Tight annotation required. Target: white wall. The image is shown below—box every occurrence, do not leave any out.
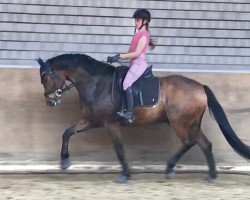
[0,0,250,72]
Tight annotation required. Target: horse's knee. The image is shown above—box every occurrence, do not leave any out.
[207,142,212,153]
[203,141,212,155]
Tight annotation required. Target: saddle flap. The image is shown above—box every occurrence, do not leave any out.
[143,65,153,78]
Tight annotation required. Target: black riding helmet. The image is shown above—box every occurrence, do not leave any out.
[133,9,151,22]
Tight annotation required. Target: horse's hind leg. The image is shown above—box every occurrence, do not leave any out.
[60,120,100,169]
[196,130,217,180]
[107,124,130,183]
[166,141,195,178]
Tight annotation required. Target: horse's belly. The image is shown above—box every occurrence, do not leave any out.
[133,103,166,124]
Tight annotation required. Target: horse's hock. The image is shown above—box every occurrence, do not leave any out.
[0,68,249,168]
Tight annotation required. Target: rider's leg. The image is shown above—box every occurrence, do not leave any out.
[118,63,146,123]
[121,86,135,123]
[125,87,133,113]
[117,71,135,122]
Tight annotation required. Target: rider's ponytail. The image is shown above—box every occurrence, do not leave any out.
[145,23,156,50]
[149,38,156,50]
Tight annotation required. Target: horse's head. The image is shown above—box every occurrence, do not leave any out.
[37,58,66,107]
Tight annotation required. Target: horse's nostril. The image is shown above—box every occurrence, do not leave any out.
[46,98,61,107]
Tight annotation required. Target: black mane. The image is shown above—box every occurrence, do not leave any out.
[48,53,115,76]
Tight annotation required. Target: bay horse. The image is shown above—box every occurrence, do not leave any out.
[37,53,250,183]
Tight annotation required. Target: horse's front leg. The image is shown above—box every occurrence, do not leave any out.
[107,124,130,183]
[60,120,100,169]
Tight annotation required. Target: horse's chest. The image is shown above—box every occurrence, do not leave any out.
[81,92,113,117]
[80,83,114,120]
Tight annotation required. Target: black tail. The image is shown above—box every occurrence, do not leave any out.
[203,85,250,159]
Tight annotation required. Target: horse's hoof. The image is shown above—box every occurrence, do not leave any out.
[115,175,129,184]
[166,171,175,179]
[60,158,71,170]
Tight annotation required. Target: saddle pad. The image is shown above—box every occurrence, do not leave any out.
[112,66,160,108]
[132,75,159,107]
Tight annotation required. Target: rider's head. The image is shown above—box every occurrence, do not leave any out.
[133,9,151,30]
[133,9,155,49]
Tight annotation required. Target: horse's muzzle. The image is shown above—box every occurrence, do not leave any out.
[44,89,62,107]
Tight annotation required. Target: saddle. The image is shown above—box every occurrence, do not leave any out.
[112,65,160,109]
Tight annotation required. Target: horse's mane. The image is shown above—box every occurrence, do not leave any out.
[48,53,115,76]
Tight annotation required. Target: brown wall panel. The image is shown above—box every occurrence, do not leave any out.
[0,68,249,167]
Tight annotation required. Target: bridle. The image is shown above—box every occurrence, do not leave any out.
[41,65,74,102]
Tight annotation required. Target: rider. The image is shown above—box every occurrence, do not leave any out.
[107,8,155,123]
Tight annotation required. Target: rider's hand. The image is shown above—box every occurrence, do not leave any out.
[107,54,120,63]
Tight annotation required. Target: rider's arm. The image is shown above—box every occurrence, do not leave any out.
[119,36,147,60]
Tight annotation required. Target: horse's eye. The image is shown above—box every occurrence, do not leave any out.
[41,76,49,84]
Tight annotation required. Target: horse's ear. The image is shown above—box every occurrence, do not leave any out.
[36,58,46,76]
[36,58,43,65]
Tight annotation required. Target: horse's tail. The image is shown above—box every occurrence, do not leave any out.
[203,85,250,160]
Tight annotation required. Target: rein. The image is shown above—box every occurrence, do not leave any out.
[60,83,75,94]
[44,82,74,96]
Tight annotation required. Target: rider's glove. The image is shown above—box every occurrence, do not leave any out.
[107,54,120,63]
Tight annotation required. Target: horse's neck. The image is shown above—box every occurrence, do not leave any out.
[68,71,113,104]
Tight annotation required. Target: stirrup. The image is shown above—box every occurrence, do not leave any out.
[120,111,135,123]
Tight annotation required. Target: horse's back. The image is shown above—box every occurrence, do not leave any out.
[160,74,204,90]
[160,74,206,97]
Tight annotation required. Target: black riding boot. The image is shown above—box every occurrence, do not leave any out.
[117,87,135,123]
